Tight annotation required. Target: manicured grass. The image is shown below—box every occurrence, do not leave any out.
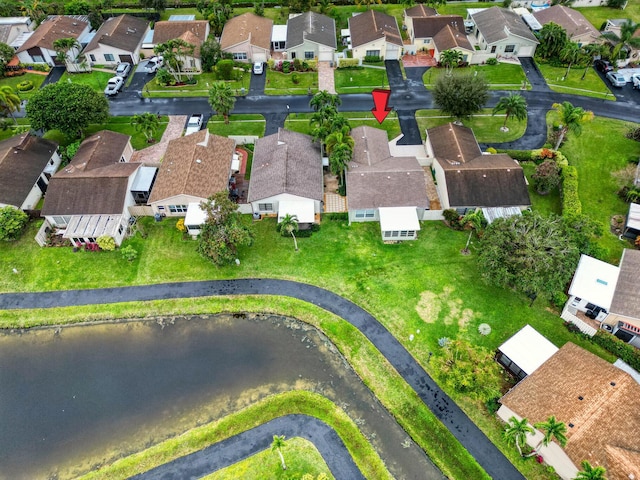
[536,62,613,100]
[59,70,114,92]
[285,111,402,140]
[85,115,170,151]
[575,5,640,32]
[423,63,528,90]
[522,163,562,216]
[207,114,265,137]
[415,109,527,143]
[334,67,389,93]
[144,72,251,98]
[265,70,318,95]
[0,119,30,142]
[0,73,46,99]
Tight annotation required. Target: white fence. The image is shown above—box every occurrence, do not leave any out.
[229,135,258,145]
[560,306,598,336]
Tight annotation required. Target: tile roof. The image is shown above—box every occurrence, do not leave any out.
[349,10,403,49]
[413,15,464,39]
[610,249,640,320]
[0,134,58,208]
[149,130,235,203]
[247,129,323,202]
[433,24,473,51]
[404,4,438,18]
[83,15,149,54]
[471,7,538,44]
[152,21,209,57]
[500,342,640,480]
[17,15,89,53]
[220,12,273,51]
[533,6,600,41]
[346,126,429,210]
[287,11,336,49]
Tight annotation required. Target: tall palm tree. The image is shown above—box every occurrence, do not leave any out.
[0,85,21,125]
[532,415,568,453]
[309,90,341,112]
[279,214,299,251]
[130,113,160,143]
[581,43,607,80]
[492,93,527,131]
[329,143,352,189]
[208,82,236,124]
[53,37,81,66]
[503,416,534,457]
[574,460,607,480]
[536,22,568,60]
[155,39,196,82]
[560,41,584,78]
[271,435,287,470]
[604,20,640,63]
[439,49,463,76]
[21,0,46,27]
[552,101,594,150]
[325,126,354,155]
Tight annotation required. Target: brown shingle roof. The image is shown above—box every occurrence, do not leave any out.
[500,343,640,480]
[471,7,538,45]
[152,21,209,57]
[413,15,464,39]
[83,15,149,54]
[610,249,640,320]
[404,4,438,18]
[0,134,58,208]
[61,130,131,174]
[220,12,273,51]
[349,10,403,49]
[428,123,482,163]
[533,6,600,41]
[17,15,89,53]
[433,24,473,51]
[347,126,428,210]
[286,12,336,49]
[149,130,235,203]
[247,129,323,202]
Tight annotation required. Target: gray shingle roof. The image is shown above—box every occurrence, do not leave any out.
[83,15,149,55]
[286,12,336,49]
[349,10,403,49]
[471,7,538,44]
[413,15,464,39]
[532,6,600,41]
[610,249,640,320]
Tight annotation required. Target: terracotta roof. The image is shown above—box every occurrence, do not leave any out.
[346,126,429,210]
[500,342,640,480]
[149,130,235,203]
[152,21,209,57]
[17,15,89,53]
[533,6,600,41]
[610,249,640,320]
[0,134,58,208]
[404,4,438,18]
[220,13,273,51]
[83,15,149,54]
[247,129,323,202]
[413,15,464,39]
[286,12,336,49]
[428,123,482,163]
[471,7,538,45]
[433,24,473,51]
[349,10,403,49]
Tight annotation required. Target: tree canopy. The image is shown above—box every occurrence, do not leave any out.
[208,82,236,124]
[26,82,109,139]
[432,73,489,122]
[0,206,29,241]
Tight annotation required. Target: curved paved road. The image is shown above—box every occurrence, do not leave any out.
[0,279,525,480]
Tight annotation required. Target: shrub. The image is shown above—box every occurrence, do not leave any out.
[16,80,34,92]
[592,330,640,371]
[323,212,348,221]
[363,55,382,63]
[496,149,533,162]
[121,245,138,262]
[0,206,29,241]
[293,58,302,71]
[155,68,172,86]
[532,159,561,194]
[176,218,186,233]
[96,235,116,251]
[291,73,299,84]
[216,59,234,80]
[282,61,291,74]
[486,147,497,154]
[551,291,568,309]
[301,61,309,71]
[560,165,582,220]
[486,57,498,66]
[337,58,360,69]
[443,209,464,229]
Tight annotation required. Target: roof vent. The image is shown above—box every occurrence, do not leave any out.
[611,382,616,386]
[578,396,583,400]
[568,423,574,428]
[196,159,201,163]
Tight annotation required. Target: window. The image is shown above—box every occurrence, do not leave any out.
[490,46,496,53]
[384,230,416,239]
[89,54,96,62]
[158,206,165,210]
[233,52,247,60]
[355,209,375,218]
[258,203,273,211]
[365,50,380,57]
[168,205,187,213]
[52,215,71,225]
[504,45,515,53]
[304,51,314,59]
[104,53,115,62]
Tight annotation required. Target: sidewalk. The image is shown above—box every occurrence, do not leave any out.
[317,61,336,94]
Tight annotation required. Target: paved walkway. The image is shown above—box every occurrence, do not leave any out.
[130,115,186,163]
[0,279,525,480]
[317,61,336,94]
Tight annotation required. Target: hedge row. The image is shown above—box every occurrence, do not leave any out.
[337,58,360,69]
[560,164,582,220]
[592,330,640,372]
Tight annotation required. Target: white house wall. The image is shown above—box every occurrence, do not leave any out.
[432,163,450,210]
[17,48,56,65]
[288,39,332,61]
[251,193,321,216]
[151,194,207,216]
[353,39,395,61]
[85,42,145,66]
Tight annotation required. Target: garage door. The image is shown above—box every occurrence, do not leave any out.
[119,54,134,64]
[385,45,400,61]
[319,50,333,62]
[253,51,267,63]
[518,46,534,57]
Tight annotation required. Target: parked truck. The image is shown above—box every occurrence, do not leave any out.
[185,114,203,136]
[632,73,640,89]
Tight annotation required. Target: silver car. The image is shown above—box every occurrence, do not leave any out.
[104,76,124,96]
[606,71,626,88]
[115,62,131,78]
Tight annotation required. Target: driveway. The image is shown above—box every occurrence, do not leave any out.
[519,56,549,92]
[249,69,266,94]
[40,66,66,88]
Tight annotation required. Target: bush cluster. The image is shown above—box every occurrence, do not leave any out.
[270,59,316,73]
[337,58,360,69]
[16,80,34,92]
[276,222,320,238]
[592,330,640,371]
[363,55,382,63]
[443,209,464,230]
[560,165,582,220]
[485,57,498,66]
[495,149,532,162]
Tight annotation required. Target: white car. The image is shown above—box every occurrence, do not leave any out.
[145,56,164,74]
[104,76,124,96]
[253,61,263,75]
[606,71,626,88]
[115,62,131,79]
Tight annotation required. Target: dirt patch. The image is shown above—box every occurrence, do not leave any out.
[416,287,475,330]
[324,172,339,194]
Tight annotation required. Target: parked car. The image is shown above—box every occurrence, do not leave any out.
[185,114,203,135]
[632,73,640,89]
[253,61,263,75]
[145,56,164,74]
[606,71,627,87]
[104,76,124,96]
[115,62,131,78]
[594,59,613,73]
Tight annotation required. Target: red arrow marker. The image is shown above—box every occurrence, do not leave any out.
[371,88,392,124]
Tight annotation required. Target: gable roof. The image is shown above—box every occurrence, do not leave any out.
[0,134,58,208]
[610,249,640,320]
[428,123,482,163]
[83,15,149,54]
[286,12,336,49]
[532,6,600,41]
[17,15,89,53]
[149,130,235,203]
[471,7,538,44]
[247,129,323,202]
[347,126,429,210]
[433,23,474,51]
[349,10,403,49]
[220,12,273,51]
[413,15,464,39]
[404,4,438,18]
[500,342,640,480]
[152,20,209,57]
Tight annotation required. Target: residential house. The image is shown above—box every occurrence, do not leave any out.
[148,130,236,218]
[0,133,60,211]
[532,6,601,46]
[498,342,640,480]
[403,4,438,41]
[603,18,640,66]
[427,123,531,214]
[467,7,538,60]
[349,10,403,61]
[40,131,149,247]
[220,12,273,63]
[496,325,559,381]
[247,129,322,227]
[146,20,210,72]
[346,126,429,241]
[286,12,336,62]
[16,15,91,66]
[623,202,640,240]
[82,14,149,66]
[0,17,34,47]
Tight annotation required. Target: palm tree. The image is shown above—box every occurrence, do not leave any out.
[53,37,81,67]
[492,93,527,131]
[531,415,568,454]
[325,126,354,155]
[503,416,534,457]
[130,113,160,143]
[355,0,381,9]
[552,101,594,150]
[208,82,236,124]
[279,214,299,251]
[536,22,568,60]
[581,43,607,80]
[574,460,607,480]
[560,41,584,78]
[271,435,287,470]
[604,20,640,63]
[439,49,463,76]
[21,0,46,27]
[0,85,21,125]
[155,39,196,82]
[329,143,352,189]
[309,90,341,111]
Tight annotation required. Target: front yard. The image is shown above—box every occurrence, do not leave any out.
[0,73,46,99]
[334,66,389,94]
[207,114,265,137]
[537,62,613,100]
[265,70,318,95]
[424,63,528,90]
[284,111,402,140]
[144,71,251,98]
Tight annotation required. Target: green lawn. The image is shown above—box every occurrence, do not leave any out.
[144,72,251,98]
[522,163,562,216]
[334,67,389,93]
[207,114,265,137]
[415,109,527,143]
[265,70,318,95]
[536,62,613,100]
[0,73,46,99]
[423,63,528,90]
[575,5,640,32]
[85,116,170,151]
[0,119,30,142]
[284,111,402,140]
[59,70,114,92]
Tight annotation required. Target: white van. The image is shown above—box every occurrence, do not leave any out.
[145,56,164,74]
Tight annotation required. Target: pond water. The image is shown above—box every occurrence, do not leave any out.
[0,314,441,480]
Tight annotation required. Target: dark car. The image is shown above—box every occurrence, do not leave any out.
[594,59,613,73]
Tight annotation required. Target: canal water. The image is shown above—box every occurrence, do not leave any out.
[0,314,441,480]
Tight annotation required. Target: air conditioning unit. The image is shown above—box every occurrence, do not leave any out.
[601,324,614,332]
[567,305,578,315]
[586,310,597,319]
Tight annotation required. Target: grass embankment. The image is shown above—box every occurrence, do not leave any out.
[207,114,265,137]
[416,109,527,143]
[285,111,402,140]
[424,63,528,90]
[536,63,613,100]
[265,70,318,96]
[0,73,46,99]
[334,67,389,94]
